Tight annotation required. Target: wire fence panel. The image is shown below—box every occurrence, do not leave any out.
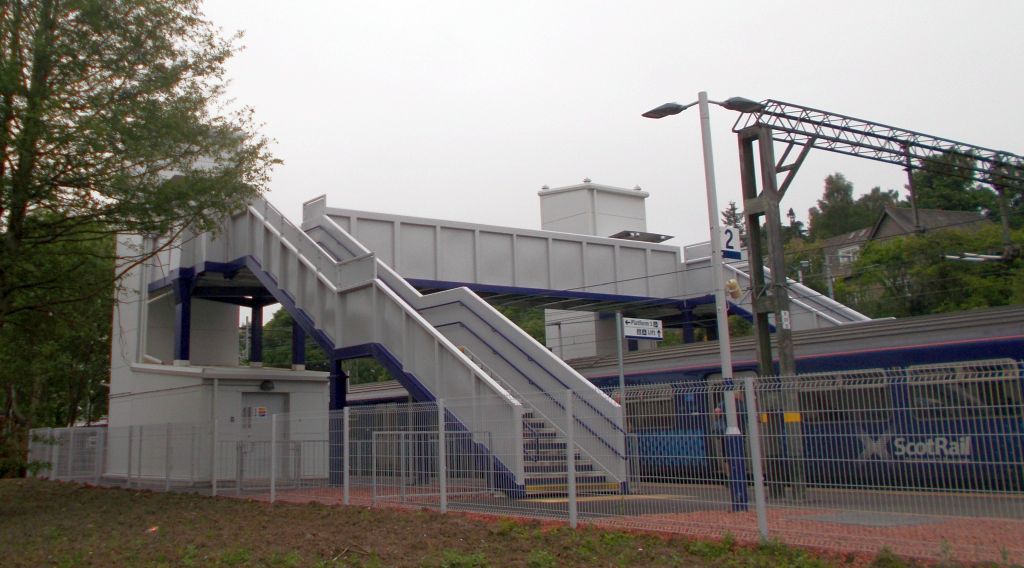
[24,358,1024,564]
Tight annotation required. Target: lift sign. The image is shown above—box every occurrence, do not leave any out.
[622,318,663,341]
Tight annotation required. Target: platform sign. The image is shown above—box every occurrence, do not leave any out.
[721,226,745,260]
[622,317,663,341]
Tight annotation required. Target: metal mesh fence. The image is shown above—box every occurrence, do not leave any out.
[27,357,1024,563]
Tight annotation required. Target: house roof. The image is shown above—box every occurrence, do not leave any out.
[869,206,987,239]
[819,207,987,251]
[821,227,872,250]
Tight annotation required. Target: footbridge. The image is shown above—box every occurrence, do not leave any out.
[159,197,633,495]
[302,198,869,334]
[144,195,867,496]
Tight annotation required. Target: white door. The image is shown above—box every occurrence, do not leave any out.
[240,393,289,482]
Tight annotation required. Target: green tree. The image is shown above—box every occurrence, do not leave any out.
[256,309,390,385]
[808,174,864,240]
[836,224,1024,318]
[856,186,901,217]
[0,0,276,328]
[986,155,1024,256]
[910,151,995,212]
[494,305,545,343]
[808,175,900,241]
[782,207,806,244]
[0,0,275,475]
[0,228,112,476]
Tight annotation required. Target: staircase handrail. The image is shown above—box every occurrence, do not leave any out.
[314,215,623,427]
[459,346,622,482]
[239,201,523,412]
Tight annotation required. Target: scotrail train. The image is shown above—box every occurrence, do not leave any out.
[352,305,1024,490]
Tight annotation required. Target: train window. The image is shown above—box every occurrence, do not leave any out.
[622,386,676,432]
[797,370,892,424]
[908,359,1023,421]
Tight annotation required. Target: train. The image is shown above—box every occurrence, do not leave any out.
[351,305,1024,490]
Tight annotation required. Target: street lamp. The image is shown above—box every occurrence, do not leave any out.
[642,97,764,119]
[643,92,767,535]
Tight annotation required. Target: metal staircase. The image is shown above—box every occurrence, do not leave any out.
[521,410,619,496]
[302,201,627,493]
[179,197,627,495]
[458,346,620,496]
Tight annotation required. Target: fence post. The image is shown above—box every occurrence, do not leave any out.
[399,432,407,504]
[438,399,448,514]
[51,428,61,481]
[124,427,132,487]
[164,423,172,492]
[236,441,243,496]
[137,425,144,489]
[190,425,197,484]
[211,420,219,497]
[270,414,277,504]
[211,378,219,497]
[94,429,105,485]
[488,432,495,493]
[565,390,577,529]
[343,407,350,505]
[68,427,77,480]
[744,375,769,540]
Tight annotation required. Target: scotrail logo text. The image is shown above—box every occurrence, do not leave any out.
[893,436,972,460]
[859,430,973,462]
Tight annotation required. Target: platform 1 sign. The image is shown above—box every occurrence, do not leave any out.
[622,317,663,341]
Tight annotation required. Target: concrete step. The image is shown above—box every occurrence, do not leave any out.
[524,480,621,496]
[524,461,596,474]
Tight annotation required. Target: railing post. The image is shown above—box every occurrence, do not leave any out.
[744,375,769,540]
[343,407,350,505]
[438,399,448,514]
[68,427,76,480]
[371,433,378,504]
[94,429,105,485]
[125,426,133,488]
[51,429,62,483]
[190,425,197,484]
[137,425,144,489]
[236,441,243,496]
[164,423,172,492]
[211,378,219,497]
[488,432,495,493]
[51,428,61,481]
[565,390,577,529]
[270,414,277,504]
[399,433,407,504]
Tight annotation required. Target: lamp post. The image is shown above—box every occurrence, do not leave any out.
[644,92,768,536]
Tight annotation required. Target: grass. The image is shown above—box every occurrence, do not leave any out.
[0,478,930,567]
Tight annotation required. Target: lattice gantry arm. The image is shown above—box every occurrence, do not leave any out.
[732,99,1024,185]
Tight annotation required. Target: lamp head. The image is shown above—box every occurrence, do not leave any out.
[642,102,693,119]
[719,97,765,113]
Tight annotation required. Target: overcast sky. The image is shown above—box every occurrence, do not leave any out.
[202,0,1023,249]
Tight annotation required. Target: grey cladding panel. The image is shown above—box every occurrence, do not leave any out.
[649,251,681,297]
[330,214,352,233]
[478,231,514,285]
[359,219,395,266]
[618,248,649,296]
[439,227,475,282]
[515,235,549,288]
[584,243,616,294]
[551,240,584,290]
[400,223,436,279]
